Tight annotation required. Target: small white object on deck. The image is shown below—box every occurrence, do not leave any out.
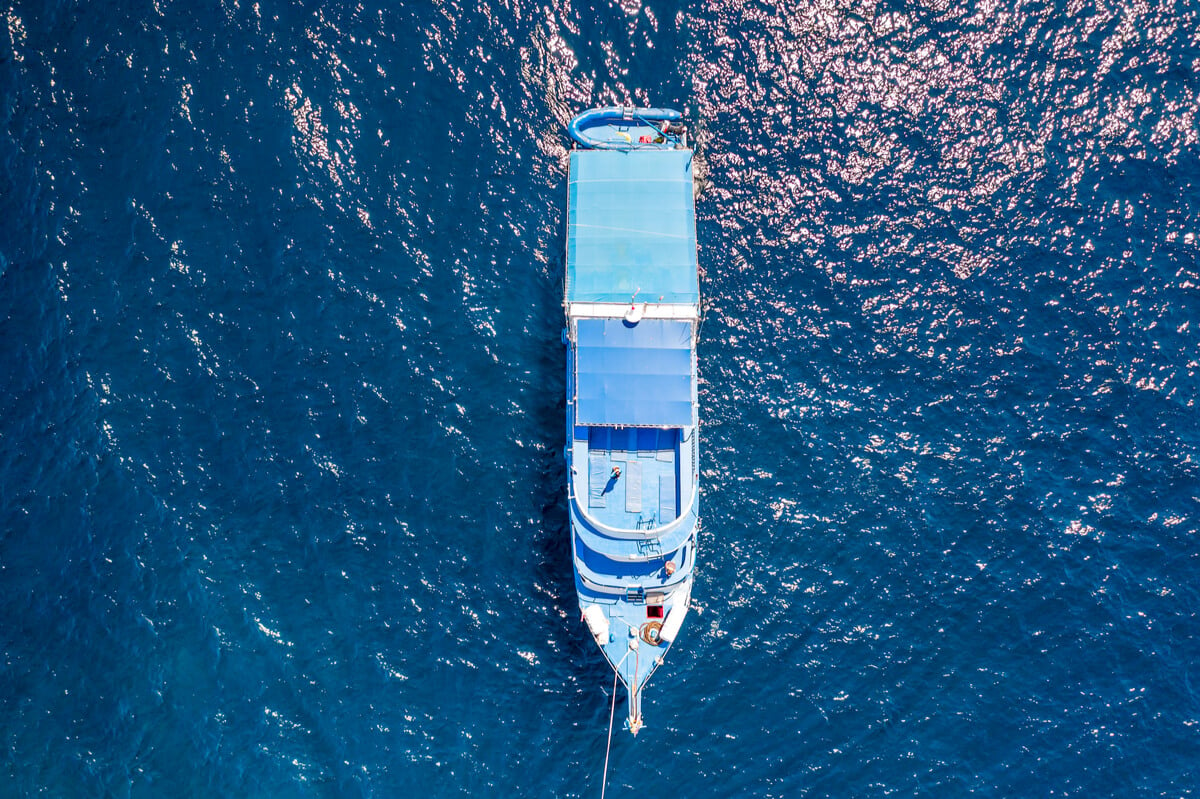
[658,600,690,644]
[583,605,611,645]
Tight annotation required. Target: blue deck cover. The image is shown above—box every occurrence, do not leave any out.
[567,150,699,304]
[575,318,693,427]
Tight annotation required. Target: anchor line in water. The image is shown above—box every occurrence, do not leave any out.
[601,646,634,799]
[600,668,618,799]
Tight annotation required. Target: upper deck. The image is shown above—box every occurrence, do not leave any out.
[566,149,699,306]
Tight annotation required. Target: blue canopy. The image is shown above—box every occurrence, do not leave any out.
[574,318,694,427]
[566,150,699,305]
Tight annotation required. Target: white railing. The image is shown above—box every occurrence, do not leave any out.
[567,433,698,540]
[567,301,699,321]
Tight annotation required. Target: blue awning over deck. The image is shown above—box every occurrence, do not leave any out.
[566,150,699,305]
[574,318,694,427]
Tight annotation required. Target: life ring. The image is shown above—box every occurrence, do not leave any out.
[640,621,663,646]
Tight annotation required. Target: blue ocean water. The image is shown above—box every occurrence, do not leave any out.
[2,0,1198,795]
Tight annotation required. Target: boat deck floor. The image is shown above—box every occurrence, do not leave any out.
[583,427,679,531]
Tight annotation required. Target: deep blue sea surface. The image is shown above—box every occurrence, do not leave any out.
[3,1,1199,796]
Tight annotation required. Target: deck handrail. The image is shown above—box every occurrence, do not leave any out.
[568,463,699,540]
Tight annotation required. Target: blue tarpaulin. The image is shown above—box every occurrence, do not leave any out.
[575,318,694,427]
[566,150,699,305]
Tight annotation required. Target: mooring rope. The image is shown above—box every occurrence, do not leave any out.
[631,645,640,731]
[600,667,619,799]
[600,644,636,798]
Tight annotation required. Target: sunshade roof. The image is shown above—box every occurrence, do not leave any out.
[574,318,694,427]
[566,149,699,305]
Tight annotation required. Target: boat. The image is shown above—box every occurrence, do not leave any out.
[562,106,701,735]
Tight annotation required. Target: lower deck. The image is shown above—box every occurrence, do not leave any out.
[577,426,679,531]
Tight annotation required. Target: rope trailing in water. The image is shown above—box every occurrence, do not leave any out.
[599,643,635,797]
[600,667,619,799]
